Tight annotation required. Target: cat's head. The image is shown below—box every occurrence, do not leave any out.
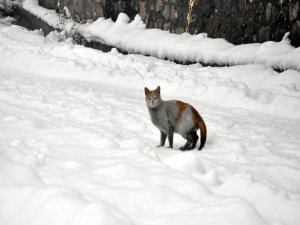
[144,86,162,109]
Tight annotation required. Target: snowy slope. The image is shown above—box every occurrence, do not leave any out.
[22,0,300,71]
[0,23,300,225]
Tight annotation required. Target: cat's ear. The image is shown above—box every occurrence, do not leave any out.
[144,87,150,95]
[156,86,160,94]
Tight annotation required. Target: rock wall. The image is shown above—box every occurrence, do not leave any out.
[190,0,300,46]
[38,0,300,46]
[38,0,137,21]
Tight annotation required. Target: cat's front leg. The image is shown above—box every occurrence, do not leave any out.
[157,131,167,147]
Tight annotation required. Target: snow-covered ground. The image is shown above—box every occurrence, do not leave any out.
[0,23,300,225]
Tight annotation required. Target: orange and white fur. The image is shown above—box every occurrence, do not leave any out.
[145,86,207,150]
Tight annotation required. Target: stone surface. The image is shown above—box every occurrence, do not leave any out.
[259,26,271,42]
[155,0,164,12]
[266,3,272,22]
[139,1,146,20]
[170,5,178,20]
[38,0,58,9]
[163,22,171,30]
[162,4,170,20]
[289,0,299,21]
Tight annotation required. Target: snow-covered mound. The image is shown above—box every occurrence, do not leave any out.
[22,0,300,71]
[1,24,300,119]
[84,14,300,71]
[0,23,300,225]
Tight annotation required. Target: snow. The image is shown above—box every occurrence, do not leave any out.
[63,6,71,19]
[21,0,300,71]
[84,13,300,71]
[0,16,15,25]
[1,22,300,225]
[22,0,64,29]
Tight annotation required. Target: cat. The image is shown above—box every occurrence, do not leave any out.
[145,86,207,151]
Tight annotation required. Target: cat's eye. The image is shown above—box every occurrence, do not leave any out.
[148,97,151,100]
[154,97,157,100]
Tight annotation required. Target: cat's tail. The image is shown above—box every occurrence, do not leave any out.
[198,116,207,150]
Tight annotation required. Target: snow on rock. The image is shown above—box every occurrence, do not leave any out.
[0,23,300,225]
[21,0,300,71]
[85,13,300,71]
[0,16,15,25]
[22,0,64,29]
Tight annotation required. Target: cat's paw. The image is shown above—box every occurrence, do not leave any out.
[179,146,188,151]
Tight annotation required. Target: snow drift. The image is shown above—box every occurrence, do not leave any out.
[21,0,300,71]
